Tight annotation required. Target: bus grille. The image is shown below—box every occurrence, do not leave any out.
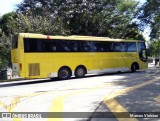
[29,63,40,76]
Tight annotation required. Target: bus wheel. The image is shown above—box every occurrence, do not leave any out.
[131,63,136,72]
[58,67,71,80]
[75,66,86,78]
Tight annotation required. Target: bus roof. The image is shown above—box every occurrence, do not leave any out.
[19,33,145,42]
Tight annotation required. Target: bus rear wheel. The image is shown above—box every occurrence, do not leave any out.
[58,67,71,80]
[131,63,136,72]
[75,66,86,78]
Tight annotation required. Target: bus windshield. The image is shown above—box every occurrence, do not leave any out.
[138,42,147,61]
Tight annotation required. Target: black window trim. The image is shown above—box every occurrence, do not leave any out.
[23,38,139,53]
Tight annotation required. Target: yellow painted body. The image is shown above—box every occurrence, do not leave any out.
[11,33,148,78]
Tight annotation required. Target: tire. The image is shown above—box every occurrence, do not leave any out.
[75,67,86,78]
[131,63,136,73]
[58,67,71,80]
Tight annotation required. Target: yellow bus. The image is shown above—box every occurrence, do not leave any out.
[11,33,148,79]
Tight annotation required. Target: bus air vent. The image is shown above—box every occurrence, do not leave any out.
[28,63,40,76]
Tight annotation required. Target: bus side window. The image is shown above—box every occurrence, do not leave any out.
[51,45,57,51]
[48,40,59,52]
[37,39,43,52]
[81,41,89,52]
[71,40,79,52]
[24,38,38,52]
[96,42,104,52]
[119,42,126,52]
[99,47,104,52]
[113,42,120,52]
[64,46,70,51]
[88,41,97,52]
[126,42,137,52]
[73,46,78,51]
[43,41,50,52]
[84,46,88,51]
[24,38,30,52]
[113,42,126,52]
[60,40,70,52]
[42,39,59,52]
[60,40,80,52]
[103,42,113,52]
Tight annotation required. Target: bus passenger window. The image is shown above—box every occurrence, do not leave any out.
[95,42,104,52]
[73,46,78,51]
[84,46,88,51]
[64,46,70,51]
[71,41,79,52]
[91,46,97,52]
[81,41,90,52]
[24,38,38,52]
[113,42,120,52]
[42,40,59,52]
[88,42,97,52]
[61,40,78,52]
[100,48,104,52]
[103,42,113,52]
[52,46,57,51]
[119,42,126,52]
[126,42,136,52]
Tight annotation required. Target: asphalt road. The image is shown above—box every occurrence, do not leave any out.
[0,64,160,121]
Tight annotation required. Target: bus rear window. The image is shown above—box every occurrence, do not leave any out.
[12,35,18,49]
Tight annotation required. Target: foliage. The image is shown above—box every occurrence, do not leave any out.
[16,0,142,39]
[138,0,160,40]
[150,14,160,39]
[148,39,160,57]
[0,12,17,36]
[13,11,70,35]
[137,0,160,57]
[0,33,11,69]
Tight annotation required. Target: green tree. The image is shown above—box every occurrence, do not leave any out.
[148,40,160,57]
[137,0,160,58]
[0,12,17,35]
[12,11,70,35]
[0,33,11,69]
[16,0,142,39]
[0,13,14,70]
[138,0,160,40]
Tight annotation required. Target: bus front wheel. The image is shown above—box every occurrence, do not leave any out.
[75,66,86,78]
[131,64,136,72]
[58,67,71,80]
